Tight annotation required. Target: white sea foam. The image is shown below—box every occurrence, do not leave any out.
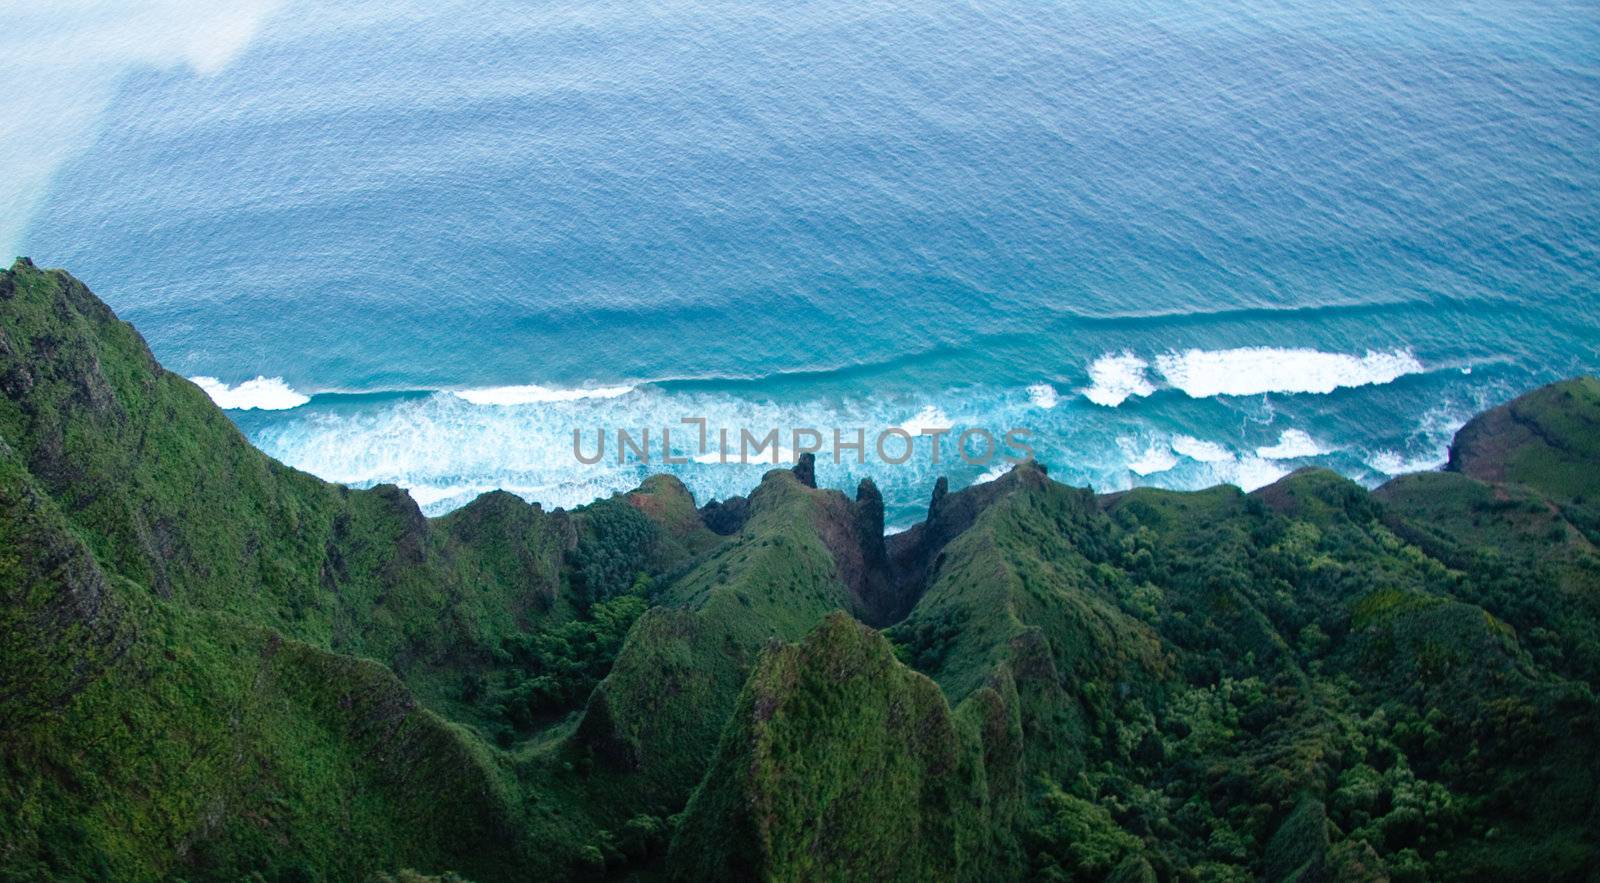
[974,463,1011,484]
[1365,402,1477,477]
[1154,347,1424,398]
[249,390,962,517]
[452,384,635,405]
[693,444,797,465]
[1083,353,1155,407]
[190,375,309,410]
[1027,383,1060,409]
[896,405,952,435]
[406,484,494,507]
[1119,437,1179,476]
[1255,429,1329,460]
[1129,449,1178,476]
[1104,434,1287,490]
[235,372,1466,522]
[1230,457,1291,492]
[1367,449,1447,476]
[1172,435,1235,463]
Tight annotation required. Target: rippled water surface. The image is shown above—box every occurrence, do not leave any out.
[9,0,1600,523]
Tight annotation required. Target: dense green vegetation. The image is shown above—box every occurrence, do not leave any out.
[2,258,1598,881]
[484,584,648,738]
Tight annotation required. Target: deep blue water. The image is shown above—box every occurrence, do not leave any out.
[9,0,1600,525]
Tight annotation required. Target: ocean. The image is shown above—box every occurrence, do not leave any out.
[7,0,1599,528]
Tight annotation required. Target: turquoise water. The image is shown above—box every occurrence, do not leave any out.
[9,0,1600,526]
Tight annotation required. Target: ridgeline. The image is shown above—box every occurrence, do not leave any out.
[3,259,1598,881]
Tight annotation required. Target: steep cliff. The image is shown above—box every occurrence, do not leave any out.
[3,259,1599,881]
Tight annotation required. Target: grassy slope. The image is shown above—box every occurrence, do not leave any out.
[887,464,1170,790]
[0,260,678,878]
[1374,470,1600,686]
[566,468,874,811]
[0,425,530,880]
[1447,376,1600,500]
[0,260,574,686]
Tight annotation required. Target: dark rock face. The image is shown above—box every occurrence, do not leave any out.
[851,477,910,623]
[801,477,904,627]
[372,483,430,565]
[1448,406,1515,483]
[807,483,888,624]
[699,494,750,535]
[791,451,816,488]
[886,460,1049,609]
[854,478,886,567]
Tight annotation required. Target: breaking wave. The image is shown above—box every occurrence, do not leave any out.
[1154,347,1424,399]
[1256,429,1331,460]
[1082,347,1426,407]
[190,375,310,410]
[451,384,637,405]
[1083,353,1156,407]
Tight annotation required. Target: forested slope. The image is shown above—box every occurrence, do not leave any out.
[3,259,1597,881]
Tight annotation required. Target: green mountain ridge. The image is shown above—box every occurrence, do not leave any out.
[2,259,1598,881]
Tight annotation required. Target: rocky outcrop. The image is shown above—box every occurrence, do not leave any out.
[698,494,750,534]
[885,460,1051,611]
[791,450,816,488]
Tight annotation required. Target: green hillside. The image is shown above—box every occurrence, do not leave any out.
[3,259,1598,881]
